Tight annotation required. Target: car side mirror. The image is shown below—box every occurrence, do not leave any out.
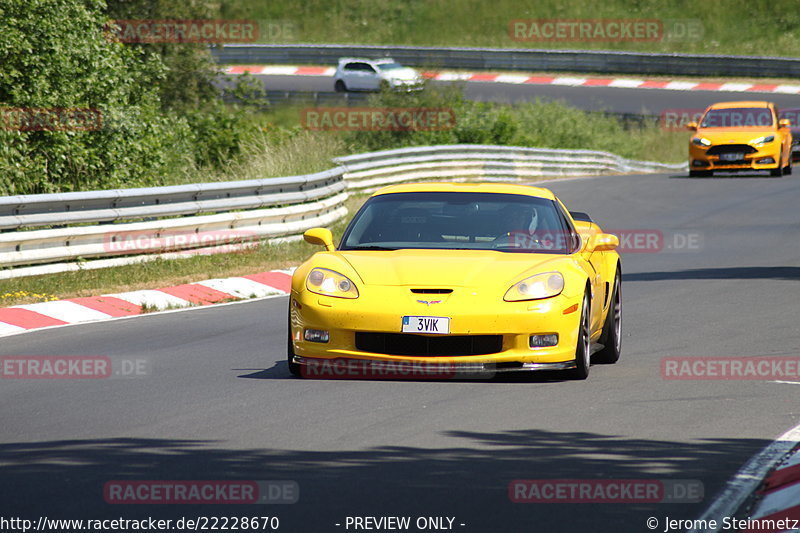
[304,228,335,251]
[686,121,698,131]
[592,233,619,252]
[779,119,791,128]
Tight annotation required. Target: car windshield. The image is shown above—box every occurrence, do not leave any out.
[700,107,774,128]
[377,62,405,70]
[340,191,572,254]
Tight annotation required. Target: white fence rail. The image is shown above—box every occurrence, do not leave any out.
[335,145,686,191]
[0,145,686,279]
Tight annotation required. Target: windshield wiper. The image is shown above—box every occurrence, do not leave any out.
[347,245,399,251]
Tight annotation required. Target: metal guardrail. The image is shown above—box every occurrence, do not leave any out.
[334,144,686,191]
[0,145,686,279]
[213,44,800,79]
[0,194,347,268]
[0,167,345,230]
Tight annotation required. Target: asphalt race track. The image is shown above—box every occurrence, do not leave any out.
[248,73,800,115]
[2,171,800,531]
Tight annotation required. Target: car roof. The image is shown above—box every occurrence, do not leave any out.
[707,101,773,109]
[338,57,395,64]
[371,182,556,200]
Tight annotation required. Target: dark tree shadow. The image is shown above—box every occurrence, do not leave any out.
[624,266,800,282]
[0,430,769,532]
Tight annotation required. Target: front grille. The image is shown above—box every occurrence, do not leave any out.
[410,289,453,294]
[707,144,757,155]
[355,332,503,356]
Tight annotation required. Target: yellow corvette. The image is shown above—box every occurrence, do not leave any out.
[287,183,621,380]
[687,101,793,177]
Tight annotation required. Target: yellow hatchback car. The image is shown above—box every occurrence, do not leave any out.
[287,183,621,381]
[687,101,793,177]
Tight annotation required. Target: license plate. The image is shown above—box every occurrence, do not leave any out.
[402,316,450,334]
[719,153,744,161]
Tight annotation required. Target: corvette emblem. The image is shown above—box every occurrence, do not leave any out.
[417,299,442,306]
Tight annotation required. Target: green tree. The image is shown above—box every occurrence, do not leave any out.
[0,0,193,194]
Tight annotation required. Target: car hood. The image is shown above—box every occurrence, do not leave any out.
[696,129,776,143]
[382,68,420,81]
[337,249,567,288]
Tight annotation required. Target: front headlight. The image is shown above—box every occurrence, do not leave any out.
[306,268,359,299]
[750,135,775,145]
[504,272,565,302]
[692,137,711,147]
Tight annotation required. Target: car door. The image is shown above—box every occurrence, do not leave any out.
[341,62,363,90]
[557,203,606,336]
[358,62,380,90]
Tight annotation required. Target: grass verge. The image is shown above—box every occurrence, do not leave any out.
[221,0,800,57]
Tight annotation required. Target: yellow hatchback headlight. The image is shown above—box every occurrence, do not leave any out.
[750,135,775,145]
[504,272,565,302]
[306,268,359,299]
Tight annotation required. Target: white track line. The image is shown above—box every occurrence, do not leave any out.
[0,293,289,340]
[551,77,587,86]
[494,74,531,84]
[719,83,753,92]
[608,79,645,88]
[774,85,800,94]
[664,81,698,91]
[196,277,284,299]
[13,301,112,323]
[0,322,26,335]
[107,290,190,309]
[688,421,800,532]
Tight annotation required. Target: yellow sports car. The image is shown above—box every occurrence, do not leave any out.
[288,183,621,380]
[687,101,793,177]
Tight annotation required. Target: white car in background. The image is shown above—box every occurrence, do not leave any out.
[333,58,424,92]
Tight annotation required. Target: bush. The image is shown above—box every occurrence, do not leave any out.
[0,0,194,194]
[342,84,683,163]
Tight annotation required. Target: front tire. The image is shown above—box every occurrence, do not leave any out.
[594,270,621,364]
[287,309,301,377]
[568,290,592,380]
[334,79,347,93]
